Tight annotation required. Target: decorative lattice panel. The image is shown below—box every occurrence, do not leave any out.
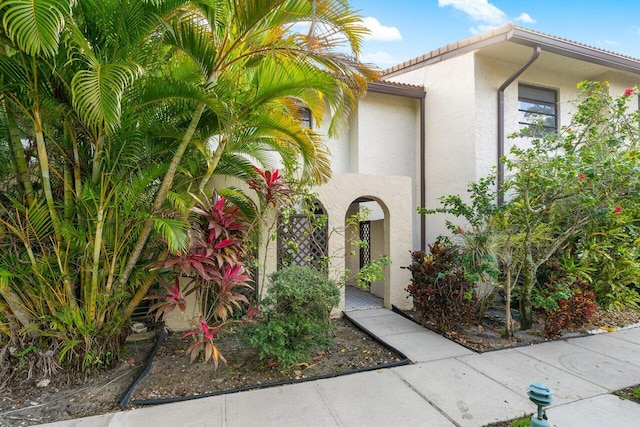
[359,221,371,269]
[278,214,327,271]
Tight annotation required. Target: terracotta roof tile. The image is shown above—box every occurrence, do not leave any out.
[381,23,640,76]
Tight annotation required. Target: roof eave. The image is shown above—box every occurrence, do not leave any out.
[368,81,425,98]
[508,27,640,75]
[382,24,640,78]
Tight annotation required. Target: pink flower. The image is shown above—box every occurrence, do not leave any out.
[578,173,585,180]
[624,88,634,97]
[614,205,622,214]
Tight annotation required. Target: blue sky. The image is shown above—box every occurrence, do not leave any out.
[349,0,640,69]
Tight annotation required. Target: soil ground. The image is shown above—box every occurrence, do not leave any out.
[402,306,640,352]
[0,317,403,427]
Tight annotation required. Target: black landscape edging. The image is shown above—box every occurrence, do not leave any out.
[391,304,593,354]
[119,327,168,410]
[120,314,410,408]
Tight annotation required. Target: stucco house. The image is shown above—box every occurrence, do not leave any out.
[251,24,640,316]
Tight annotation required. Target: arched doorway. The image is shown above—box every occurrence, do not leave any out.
[344,197,386,311]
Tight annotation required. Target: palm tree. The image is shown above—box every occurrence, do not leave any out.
[120,0,377,312]
[0,0,193,369]
[0,0,375,371]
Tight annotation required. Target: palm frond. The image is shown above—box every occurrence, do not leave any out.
[71,61,144,134]
[161,13,218,77]
[152,217,189,254]
[1,0,70,57]
[217,186,258,223]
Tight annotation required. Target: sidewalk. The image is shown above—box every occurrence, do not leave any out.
[38,308,640,427]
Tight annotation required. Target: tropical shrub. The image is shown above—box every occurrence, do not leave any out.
[148,165,294,366]
[420,82,640,331]
[564,211,640,309]
[246,266,340,367]
[405,240,478,332]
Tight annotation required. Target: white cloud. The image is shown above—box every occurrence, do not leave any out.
[515,13,536,24]
[361,51,400,67]
[469,24,501,35]
[362,17,402,42]
[439,0,536,34]
[438,0,506,25]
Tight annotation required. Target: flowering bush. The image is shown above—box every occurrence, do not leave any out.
[420,82,640,331]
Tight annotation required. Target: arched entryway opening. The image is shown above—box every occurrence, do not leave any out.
[344,197,388,311]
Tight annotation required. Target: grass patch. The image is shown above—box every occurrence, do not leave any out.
[483,414,531,426]
[615,384,640,404]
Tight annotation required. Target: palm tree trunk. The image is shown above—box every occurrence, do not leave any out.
[198,139,227,193]
[66,118,82,198]
[92,133,105,184]
[88,180,107,322]
[122,251,167,319]
[119,102,207,286]
[33,108,62,242]
[63,165,73,225]
[4,103,35,206]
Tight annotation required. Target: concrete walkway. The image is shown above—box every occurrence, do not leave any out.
[38,308,640,427]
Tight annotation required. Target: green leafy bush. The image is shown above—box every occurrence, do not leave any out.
[246,266,340,366]
[405,240,478,332]
[420,82,640,331]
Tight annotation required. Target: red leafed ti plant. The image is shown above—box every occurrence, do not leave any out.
[183,317,227,368]
[148,169,292,368]
[148,191,253,368]
[146,276,188,322]
[247,166,293,207]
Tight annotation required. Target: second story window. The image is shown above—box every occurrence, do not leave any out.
[300,107,312,129]
[518,84,558,135]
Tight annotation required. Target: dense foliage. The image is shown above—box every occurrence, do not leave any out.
[246,266,340,366]
[539,278,597,338]
[405,241,478,332]
[0,0,374,373]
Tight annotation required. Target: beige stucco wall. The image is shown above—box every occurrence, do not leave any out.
[388,48,640,245]
[387,52,478,244]
[350,92,421,249]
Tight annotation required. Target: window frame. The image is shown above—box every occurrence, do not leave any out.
[518,83,558,135]
[300,106,312,129]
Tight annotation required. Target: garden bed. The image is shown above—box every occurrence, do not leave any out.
[0,316,404,427]
[397,305,640,353]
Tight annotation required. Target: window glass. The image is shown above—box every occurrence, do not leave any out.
[300,107,312,129]
[518,84,557,134]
